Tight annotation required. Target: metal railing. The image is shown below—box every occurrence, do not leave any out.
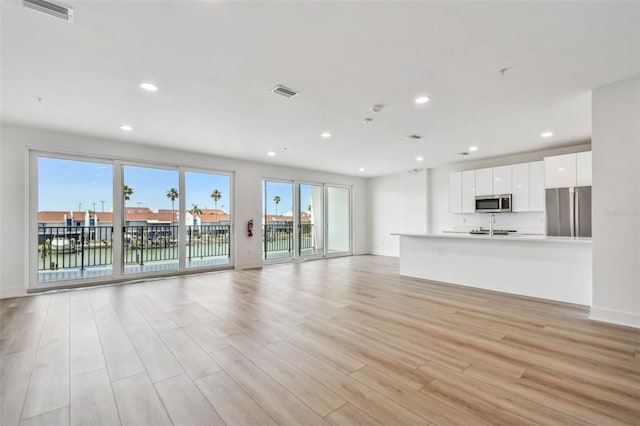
[186,224,230,262]
[38,224,231,271]
[38,226,113,271]
[123,225,179,265]
[263,222,314,258]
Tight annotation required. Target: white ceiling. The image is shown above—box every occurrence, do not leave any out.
[1,1,639,176]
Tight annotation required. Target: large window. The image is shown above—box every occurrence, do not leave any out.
[262,180,351,262]
[298,183,324,257]
[32,153,233,289]
[122,165,179,274]
[262,180,294,260]
[327,186,351,254]
[185,171,231,268]
[37,157,114,283]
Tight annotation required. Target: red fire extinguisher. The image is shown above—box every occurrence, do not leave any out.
[247,219,254,237]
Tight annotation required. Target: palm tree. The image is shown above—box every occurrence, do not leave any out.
[166,188,178,223]
[273,195,281,216]
[190,204,203,215]
[210,189,222,213]
[123,185,133,204]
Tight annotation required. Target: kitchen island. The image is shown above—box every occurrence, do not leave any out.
[393,233,592,305]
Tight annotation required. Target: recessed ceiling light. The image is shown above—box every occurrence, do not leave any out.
[469,146,478,152]
[415,96,430,104]
[119,124,133,132]
[557,168,565,172]
[541,131,553,138]
[321,132,332,138]
[267,151,276,157]
[416,156,424,161]
[139,82,158,92]
[358,168,365,172]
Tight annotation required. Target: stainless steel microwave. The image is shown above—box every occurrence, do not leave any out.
[475,194,512,213]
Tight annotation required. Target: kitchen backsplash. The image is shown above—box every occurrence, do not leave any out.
[447,211,545,234]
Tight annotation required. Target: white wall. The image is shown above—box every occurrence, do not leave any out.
[367,170,428,256]
[428,144,591,235]
[591,77,640,328]
[0,124,368,298]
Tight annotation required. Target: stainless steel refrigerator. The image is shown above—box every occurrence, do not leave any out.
[545,187,592,237]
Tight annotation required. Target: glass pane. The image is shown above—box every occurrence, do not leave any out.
[185,171,231,268]
[298,184,324,257]
[123,165,179,274]
[37,157,113,284]
[327,186,350,253]
[262,181,293,260]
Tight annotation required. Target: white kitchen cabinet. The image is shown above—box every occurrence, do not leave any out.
[544,153,577,188]
[461,170,476,213]
[529,161,545,211]
[475,168,493,196]
[449,172,462,213]
[492,165,512,194]
[576,151,592,186]
[511,163,530,212]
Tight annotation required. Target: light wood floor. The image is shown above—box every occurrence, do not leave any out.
[1,255,639,425]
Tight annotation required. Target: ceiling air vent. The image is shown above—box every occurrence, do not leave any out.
[406,134,423,141]
[23,0,74,22]
[271,85,299,99]
[458,152,470,156]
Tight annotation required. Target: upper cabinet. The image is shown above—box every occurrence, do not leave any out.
[461,170,476,213]
[576,151,592,186]
[475,168,493,196]
[529,161,545,211]
[511,163,530,212]
[449,171,462,213]
[492,165,512,194]
[544,151,592,188]
[448,157,557,214]
[512,161,544,212]
[544,153,577,188]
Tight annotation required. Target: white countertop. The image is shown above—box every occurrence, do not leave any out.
[392,232,592,244]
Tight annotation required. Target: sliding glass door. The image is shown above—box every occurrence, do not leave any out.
[262,180,351,262]
[122,165,179,274]
[36,156,114,284]
[32,152,233,290]
[184,171,231,268]
[262,180,294,260]
[298,183,324,258]
[327,185,351,255]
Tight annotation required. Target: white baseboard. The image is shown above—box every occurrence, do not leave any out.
[370,250,400,258]
[235,261,263,270]
[590,306,640,328]
[0,287,28,299]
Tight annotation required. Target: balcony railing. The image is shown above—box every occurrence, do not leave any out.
[38,224,231,272]
[38,226,113,271]
[262,222,315,258]
[185,224,230,261]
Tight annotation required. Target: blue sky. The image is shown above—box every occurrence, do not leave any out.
[38,158,230,213]
[38,158,310,215]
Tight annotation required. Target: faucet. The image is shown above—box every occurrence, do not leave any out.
[489,213,495,236]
